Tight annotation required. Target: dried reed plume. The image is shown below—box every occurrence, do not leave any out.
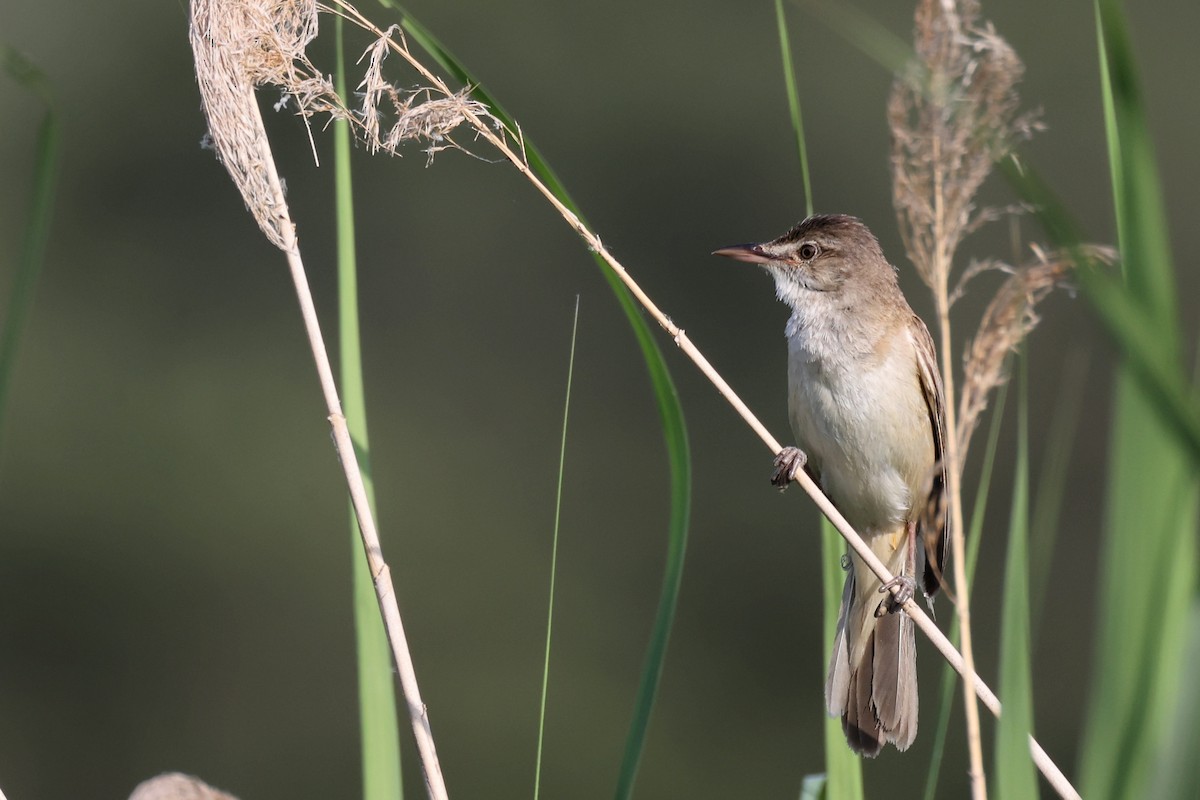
[189,2,454,797]
[888,1,1052,795]
[890,0,1041,294]
[957,245,1115,458]
[190,0,338,248]
[191,0,496,238]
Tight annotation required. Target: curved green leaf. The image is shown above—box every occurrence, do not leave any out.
[1078,3,1199,798]
[383,10,693,798]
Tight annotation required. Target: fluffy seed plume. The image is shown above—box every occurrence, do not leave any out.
[956,245,1115,459]
[189,0,342,248]
[890,0,1041,292]
[189,0,500,249]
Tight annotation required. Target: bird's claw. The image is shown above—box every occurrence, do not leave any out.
[875,575,918,617]
[771,446,808,490]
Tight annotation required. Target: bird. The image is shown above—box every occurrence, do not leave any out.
[714,213,947,756]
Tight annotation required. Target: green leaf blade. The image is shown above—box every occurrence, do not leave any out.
[819,520,863,800]
[994,359,1037,800]
[334,16,403,800]
[386,10,694,798]
[1077,3,1200,799]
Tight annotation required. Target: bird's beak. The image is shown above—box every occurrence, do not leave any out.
[712,243,770,264]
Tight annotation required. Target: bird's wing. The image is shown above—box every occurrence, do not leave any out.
[910,315,950,599]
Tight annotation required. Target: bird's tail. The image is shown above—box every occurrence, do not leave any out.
[825,540,919,756]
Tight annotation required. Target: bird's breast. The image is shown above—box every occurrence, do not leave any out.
[786,330,934,534]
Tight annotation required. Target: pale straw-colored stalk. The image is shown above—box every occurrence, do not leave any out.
[189,1,446,797]
[889,1,1049,794]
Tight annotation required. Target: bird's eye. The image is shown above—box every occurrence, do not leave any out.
[798,243,819,260]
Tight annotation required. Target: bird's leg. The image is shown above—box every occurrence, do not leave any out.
[771,446,811,490]
[875,520,919,617]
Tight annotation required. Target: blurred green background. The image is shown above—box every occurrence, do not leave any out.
[1,0,1196,797]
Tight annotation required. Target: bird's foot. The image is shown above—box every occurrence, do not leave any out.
[771,446,808,490]
[875,575,918,617]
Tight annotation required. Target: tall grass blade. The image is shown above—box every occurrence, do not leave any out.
[1147,599,1200,800]
[0,47,59,445]
[1077,267,1200,464]
[923,382,1008,800]
[819,519,863,800]
[799,772,828,800]
[774,5,859,796]
[381,10,693,797]
[999,159,1199,467]
[795,0,913,74]
[1077,2,1200,798]
[1094,6,1171,320]
[774,0,813,218]
[1028,351,1088,637]
[334,16,403,800]
[534,297,581,799]
[1000,151,1199,800]
[994,357,1037,800]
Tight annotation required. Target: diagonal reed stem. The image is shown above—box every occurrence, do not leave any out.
[247,87,448,800]
[327,6,1080,798]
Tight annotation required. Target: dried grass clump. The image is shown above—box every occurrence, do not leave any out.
[190,0,337,248]
[189,3,469,795]
[356,26,492,161]
[189,0,499,248]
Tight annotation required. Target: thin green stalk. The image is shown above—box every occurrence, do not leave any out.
[335,15,403,800]
[1152,353,1200,798]
[818,519,864,800]
[0,48,59,446]
[795,0,913,74]
[772,8,860,794]
[774,0,813,218]
[534,297,581,799]
[1028,349,1088,639]
[994,356,1036,800]
[923,381,1009,800]
[1147,598,1200,799]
